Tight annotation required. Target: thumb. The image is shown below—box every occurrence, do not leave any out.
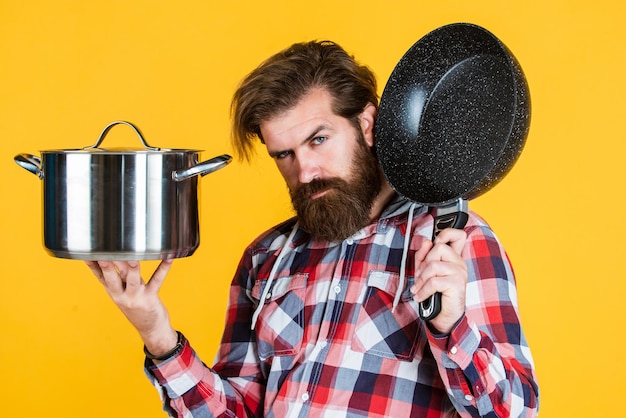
[146,259,174,292]
[414,236,433,267]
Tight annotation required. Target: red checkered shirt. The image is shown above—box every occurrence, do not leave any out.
[146,197,539,417]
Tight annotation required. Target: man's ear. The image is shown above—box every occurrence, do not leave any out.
[360,102,377,147]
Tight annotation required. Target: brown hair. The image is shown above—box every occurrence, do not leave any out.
[230,40,378,161]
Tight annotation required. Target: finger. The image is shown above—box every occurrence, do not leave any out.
[146,259,174,292]
[423,242,462,266]
[114,261,128,279]
[415,237,433,261]
[412,237,452,294]
[411,252,466,292]
[413,237,433,272]
[424,239,468,275]
[411,262,467,301]
[117,261,143,293]
[418,258,466,284]
[412,274,446,303]
[97,261,125,293]
[433,228,467,255]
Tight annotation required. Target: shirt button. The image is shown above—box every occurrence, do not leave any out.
[320,340,328,348]
[265,293,272,300]
[450,346,458,355]
[464,394,473,401]
[302,392,310,401]
[334,285,341,294]
[346,238,354,245]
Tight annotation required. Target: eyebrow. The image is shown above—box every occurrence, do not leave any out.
[267,124,330,158]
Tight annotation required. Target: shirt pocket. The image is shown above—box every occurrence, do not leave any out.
[351,270,422,361]
[251,273,307,360]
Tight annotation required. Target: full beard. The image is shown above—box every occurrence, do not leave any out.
[290,134,383,242]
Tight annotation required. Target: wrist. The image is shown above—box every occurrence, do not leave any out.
[143,329,182,361]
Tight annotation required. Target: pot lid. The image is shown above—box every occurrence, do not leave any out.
[40,146,201,154]
[41,121,201,154]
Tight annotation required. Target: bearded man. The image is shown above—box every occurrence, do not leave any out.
[87,40,539,417]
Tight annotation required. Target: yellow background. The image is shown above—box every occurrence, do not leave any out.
[1,1,623,417]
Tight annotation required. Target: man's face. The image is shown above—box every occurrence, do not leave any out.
[259,88,383,241]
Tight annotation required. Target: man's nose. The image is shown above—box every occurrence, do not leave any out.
[296,153,321,184]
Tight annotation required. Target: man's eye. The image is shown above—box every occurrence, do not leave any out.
[275,151,292,160]
[312,136,326,145]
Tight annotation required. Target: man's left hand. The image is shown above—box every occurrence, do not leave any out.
[410,228,468,334]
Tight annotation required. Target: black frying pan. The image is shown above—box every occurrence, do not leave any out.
[374,23,531,319]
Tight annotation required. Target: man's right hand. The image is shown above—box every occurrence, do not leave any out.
[85,260,178,358]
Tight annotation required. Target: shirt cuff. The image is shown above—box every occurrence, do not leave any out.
[425,314,481,370]
[144,334,217,401]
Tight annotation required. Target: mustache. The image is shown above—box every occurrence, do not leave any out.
[291,178,349,200]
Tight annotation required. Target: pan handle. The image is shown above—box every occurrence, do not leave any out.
[419,198,469,320]
[14,153,44,179]
[172,154,232,182]
[430,199,469,237]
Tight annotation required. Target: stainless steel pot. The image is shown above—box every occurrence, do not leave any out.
[15,120,232,261]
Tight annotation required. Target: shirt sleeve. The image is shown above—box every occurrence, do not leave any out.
[144,252,266,418]
[425,218,540,417]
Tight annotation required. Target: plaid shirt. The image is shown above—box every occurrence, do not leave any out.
[146,196,539,417]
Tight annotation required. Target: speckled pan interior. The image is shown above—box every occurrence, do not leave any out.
[374,23,531,206]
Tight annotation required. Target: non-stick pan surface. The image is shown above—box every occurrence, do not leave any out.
[374,23,530,207]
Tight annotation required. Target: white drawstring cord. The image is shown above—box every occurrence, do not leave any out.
[393,203,416,313]
[251,222,300,330]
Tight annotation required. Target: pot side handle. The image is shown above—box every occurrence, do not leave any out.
[172,154,232,182]
[14,154,44,179]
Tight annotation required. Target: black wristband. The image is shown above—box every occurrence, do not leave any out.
[144,331,184,361]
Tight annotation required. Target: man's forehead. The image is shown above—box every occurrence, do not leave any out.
[260,89,338,143]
